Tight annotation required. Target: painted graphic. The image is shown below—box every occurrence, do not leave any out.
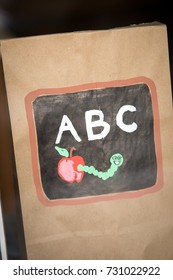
[55,146,123,182]
[25,77,163,206]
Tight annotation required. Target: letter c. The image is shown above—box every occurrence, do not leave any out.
[116,105,137,133]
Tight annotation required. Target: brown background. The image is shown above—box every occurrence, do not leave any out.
[1,23,173,259]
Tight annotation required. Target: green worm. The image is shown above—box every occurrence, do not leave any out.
[78,153,124,181]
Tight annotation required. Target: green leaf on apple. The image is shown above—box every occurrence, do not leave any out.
[55,146,69,157]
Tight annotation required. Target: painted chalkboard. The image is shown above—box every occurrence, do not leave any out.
[25,78,163,205]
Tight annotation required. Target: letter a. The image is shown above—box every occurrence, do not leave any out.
[55,115,81,144]
[85,110,110,141]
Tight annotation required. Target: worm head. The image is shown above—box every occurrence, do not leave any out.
[110,153,123,167]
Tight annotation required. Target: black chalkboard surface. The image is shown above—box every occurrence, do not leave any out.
[25,78,162,205]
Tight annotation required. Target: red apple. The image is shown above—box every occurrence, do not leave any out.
[57,147,85,183]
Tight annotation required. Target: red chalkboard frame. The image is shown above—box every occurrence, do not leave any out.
[25,77,163,206]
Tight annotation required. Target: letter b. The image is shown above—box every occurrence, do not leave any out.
[85,110,110,141]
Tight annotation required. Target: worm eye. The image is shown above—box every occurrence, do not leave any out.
[115,157,120,162]
[113,155,121,161]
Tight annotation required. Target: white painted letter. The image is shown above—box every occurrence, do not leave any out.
[116,105,137,133]
[85,110,110,141]
[55,115,81,144]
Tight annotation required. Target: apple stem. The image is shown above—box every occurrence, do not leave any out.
[70,147,76,157]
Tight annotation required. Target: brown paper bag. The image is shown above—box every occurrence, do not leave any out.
[1,22,173,259]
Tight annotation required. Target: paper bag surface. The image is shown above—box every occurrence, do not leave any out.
[1,23,173,259]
